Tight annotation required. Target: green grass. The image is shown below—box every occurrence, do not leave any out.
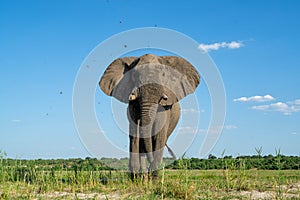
[0,168,299,199]
[0,151,299,199]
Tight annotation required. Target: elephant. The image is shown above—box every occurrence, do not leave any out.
[99,54,200,179]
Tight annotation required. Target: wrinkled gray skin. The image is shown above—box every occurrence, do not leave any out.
[99,54,200,179]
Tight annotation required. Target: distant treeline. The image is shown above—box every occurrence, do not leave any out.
[1,154,299,171]
[167,154,300,170]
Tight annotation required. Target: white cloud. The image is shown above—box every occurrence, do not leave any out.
[209,125,238,132]
[198,41,243,52]
[178,126,198,134]
[224,125,238,130]
[90,129,105,134]
[181,108,204,114]
[178,125,235,134]
[198,129,208,134]
[193,124,238,134]
[233,94,275,102]
[227,41,242,49]
[252,101,300,115]
[293,99,300,105]
[236,96,300,115]
[11,119,22,123]
[70,146,76,150]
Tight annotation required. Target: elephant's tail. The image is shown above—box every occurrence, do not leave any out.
[165,144,176,160]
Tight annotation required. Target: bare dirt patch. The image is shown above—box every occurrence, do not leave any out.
[230,182,300,200]
[38,192,122,199]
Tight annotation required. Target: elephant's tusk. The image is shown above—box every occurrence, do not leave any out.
[136,119,140,137]
[159,94,168,104]
[129,94,137,101]
[162,94,168,100]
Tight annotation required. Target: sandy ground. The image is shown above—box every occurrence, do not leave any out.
[38,191,123,199]
[230,182,300,199]
[3,182,297,199]
[37,185,300,200]
[37,190,300,200]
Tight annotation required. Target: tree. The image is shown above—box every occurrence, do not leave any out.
[208,154,217,160]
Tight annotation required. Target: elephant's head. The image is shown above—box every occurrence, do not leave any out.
[99,54,200,105]
[99,54,200,166]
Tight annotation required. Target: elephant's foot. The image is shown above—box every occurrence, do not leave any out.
[148,164,159,180]
[129,172,138,181]
[129,172,149,182]
[149,170,159,180]
[129,172,160,183]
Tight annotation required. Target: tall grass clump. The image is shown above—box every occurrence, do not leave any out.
[220,150,249,193]
[0,150,7,183]
[152,156,198,199]
[274,148,284,198]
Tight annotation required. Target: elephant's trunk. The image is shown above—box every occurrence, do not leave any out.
[139,102,158,164]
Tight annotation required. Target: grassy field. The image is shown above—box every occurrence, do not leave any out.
[0,151,299,199]
[0,166,299,199]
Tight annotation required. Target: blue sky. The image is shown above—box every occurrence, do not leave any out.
[1,0,299,159]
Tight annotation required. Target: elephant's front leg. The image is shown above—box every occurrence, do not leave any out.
[151,132,168,173]
[139,153,147,173]
[129,120,140,179]
[139,140,147,174]
[149,119,169,177]
[128,102,141,179]
[129,136,140,178]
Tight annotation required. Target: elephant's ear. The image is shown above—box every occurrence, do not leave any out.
[158,56,200,106]
[99,57,138,103]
